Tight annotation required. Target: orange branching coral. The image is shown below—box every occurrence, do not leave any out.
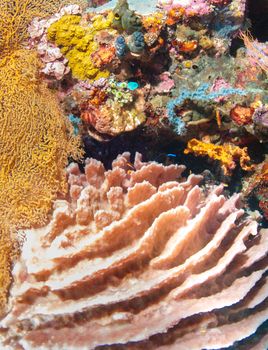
[184,138,255,175]
[0,0,85,312]
[0,227,13,313]
[0,0,87,60]
[0,49,82,311]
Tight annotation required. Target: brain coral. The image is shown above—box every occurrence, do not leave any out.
[1,153,267,349]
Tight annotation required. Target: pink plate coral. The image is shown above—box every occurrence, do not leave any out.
[1,153,267,349]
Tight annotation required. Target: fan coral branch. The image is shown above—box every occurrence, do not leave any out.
[0,49,83,312]
[240,31,268,75]
[0,153,267,349]
[184,138,255,175]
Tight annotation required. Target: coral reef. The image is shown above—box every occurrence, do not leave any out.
[240,32,268,75]
[81,95,146,139]
[1,0,267,341]
[28,5,82,80]
[243,159,268,220]
[1,153,267,349]
[167,84,245,135]
[112,0,142,34]
[128,31,145,54]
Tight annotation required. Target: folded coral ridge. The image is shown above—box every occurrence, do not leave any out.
[1,153,267,349]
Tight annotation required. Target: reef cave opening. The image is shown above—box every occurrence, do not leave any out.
[247,0,268,42]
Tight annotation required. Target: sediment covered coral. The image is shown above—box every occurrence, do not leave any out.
[1,153,267,349]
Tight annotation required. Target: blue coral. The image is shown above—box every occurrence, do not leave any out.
[115,35,128,58]
[167,84,246,135]
[128,31,145,54]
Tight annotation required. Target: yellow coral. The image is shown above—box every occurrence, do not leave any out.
[0,0,87,59]
[142,12,164,32]
[47,12,115,80]
[184,139,254,175]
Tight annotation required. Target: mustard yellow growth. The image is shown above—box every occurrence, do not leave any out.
[0,49,83,312]
[184,138,254,175]
[47,12,115,80]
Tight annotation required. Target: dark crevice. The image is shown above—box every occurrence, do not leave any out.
[247,0,268,42]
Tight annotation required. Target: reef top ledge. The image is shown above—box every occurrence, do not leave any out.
[87,0,159,15]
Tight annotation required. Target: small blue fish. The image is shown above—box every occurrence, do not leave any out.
[68,114,81,136]
[167,153,176,158]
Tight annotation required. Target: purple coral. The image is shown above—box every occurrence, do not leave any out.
[253,106,268,128]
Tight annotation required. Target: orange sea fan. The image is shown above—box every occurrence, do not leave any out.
[0,49,83,313]
[0,153,267,349]
[0,0,87,312]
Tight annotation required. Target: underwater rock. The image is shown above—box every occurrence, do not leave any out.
[112,0,142,34]
[1,153,267,349]
[252,106,268,142]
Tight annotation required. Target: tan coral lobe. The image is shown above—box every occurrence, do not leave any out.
[1,153,267,349]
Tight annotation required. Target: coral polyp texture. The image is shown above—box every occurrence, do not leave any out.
[1,154,267,349]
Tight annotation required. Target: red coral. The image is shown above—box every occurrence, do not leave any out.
[230,105,254,126]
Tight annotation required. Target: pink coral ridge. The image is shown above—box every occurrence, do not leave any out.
[154,72,175,93]
[210,77,232,102]
[1,153,267,349]
[158,0,213,16]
